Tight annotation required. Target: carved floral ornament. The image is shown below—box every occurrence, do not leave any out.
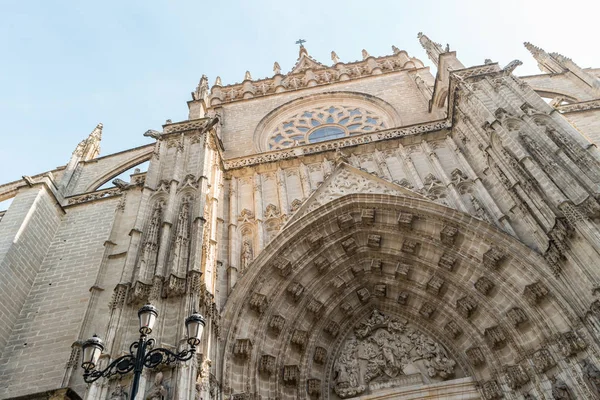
[332,310,459,398]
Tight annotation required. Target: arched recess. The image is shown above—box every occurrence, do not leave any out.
[86,150,153,192]
[253,92,403,152]
[220,193,595,399]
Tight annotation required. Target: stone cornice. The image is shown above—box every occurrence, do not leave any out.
[557,99,600,113]
[207,52,425,106]
[223,119,450,170]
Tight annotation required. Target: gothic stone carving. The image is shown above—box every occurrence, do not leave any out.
[314,347,327,364]
[523,281,549,305]
[324,320,340,338]
[283,365,300,386]
[397,291,409,305]
[338,214,354,230]
[307,298,324,316]
[373,284,386,297]
[332,310,457,398]
[485,326,507,350]
[273,258,292,277]
[466,347,485,366]
[395,263,410,279]
[307,232,323,249]
[357,287,371,303]
[314,255,330,274]
[427,275,445,296]
[361,208,375,224]
[438,253,456,271]
[268,315,285,337]
[507,307,528,327]
[444,321,463,339]
[287,281,304,302]
[481,380,503,400]
[342,237,358,254]
[582,359,600,397]
[557,330,587,356]
[551,377,574,400]
[440,226,458,246]
[249,293,267,314]
[259,355,276,376]
[504,364,530,390]
[307,378,321,397]
[397,212,414,230]
[475,277,495,296]
[483,247,505,269]
[402,239,419,254]
[367,234,381,248]
[233,339,252,359]
[419,302,435,319]
[532,348,555,373]
[291,329,308,350]
[456,296,477,319]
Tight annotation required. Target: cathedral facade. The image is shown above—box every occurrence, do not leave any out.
[1,34,600,399]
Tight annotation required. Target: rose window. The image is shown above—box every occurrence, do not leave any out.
[268,105,387,150]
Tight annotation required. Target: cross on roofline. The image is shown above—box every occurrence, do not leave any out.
[295,39,306,47]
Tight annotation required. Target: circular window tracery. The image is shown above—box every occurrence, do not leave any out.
[268,105,387,150]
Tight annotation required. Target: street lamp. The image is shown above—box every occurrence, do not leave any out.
[81,304,205,399]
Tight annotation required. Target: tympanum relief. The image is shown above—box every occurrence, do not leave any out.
[332,310,459,398]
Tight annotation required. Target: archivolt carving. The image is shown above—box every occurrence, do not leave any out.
[332,310,458,398]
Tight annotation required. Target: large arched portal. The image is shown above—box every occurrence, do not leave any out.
[220,193,594,399]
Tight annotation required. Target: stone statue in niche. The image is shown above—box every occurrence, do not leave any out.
[240,239,253,272]
[551,377,573,399]
[145,372,168,400]
[582,359,600,397]
[332,310,457,398]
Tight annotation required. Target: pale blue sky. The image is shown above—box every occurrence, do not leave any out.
[1,0,598,187]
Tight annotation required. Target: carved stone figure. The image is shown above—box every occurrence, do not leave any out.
[146,372,168,400]
[110,383,128,400]
[332,310,457,398]
[582,359,600,396]
[551,377,573,399]
[331,51,340,64]
[240,239,253,272]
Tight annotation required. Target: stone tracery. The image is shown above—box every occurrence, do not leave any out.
[268,105,387,150]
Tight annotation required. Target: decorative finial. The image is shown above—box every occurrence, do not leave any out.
[524,42,544,57]
[273,62,281,75]
[295,39,306,48]
[193,75,209,100]
[331,51,340,64]
[445,44,450,52]
[391,45,400,55]
[417,32,444,67]
[484,59,493,64]
[165,119,172,124]
[214,76,222,86]
[362,49,370,60]
[244,71,252,81]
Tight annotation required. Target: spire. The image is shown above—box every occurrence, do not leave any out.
[299,45,308,57]
[417,32,445,67]
[192,74,209,101]
[73,123,102,161]
[214,76,222,86]
[523,42,565,74]
[244,71,252,81]
[524,42,544,58]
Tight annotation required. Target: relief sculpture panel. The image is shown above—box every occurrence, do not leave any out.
[332,310,459,398]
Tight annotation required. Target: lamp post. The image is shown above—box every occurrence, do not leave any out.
[80,304,205,399]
